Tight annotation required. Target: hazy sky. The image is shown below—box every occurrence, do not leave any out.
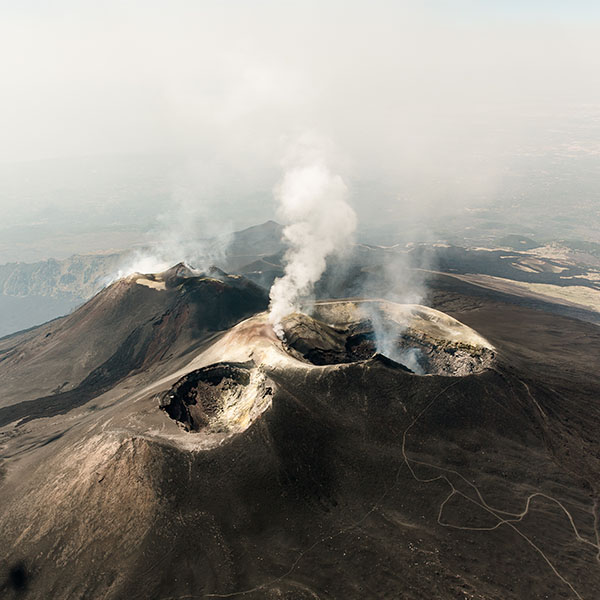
[2,1,599,163]
[1,1,599,258]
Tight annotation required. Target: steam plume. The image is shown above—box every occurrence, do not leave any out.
[110,165,235,282]
[269,156,356,338]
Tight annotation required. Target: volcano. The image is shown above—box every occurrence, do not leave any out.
[0,266,599,599]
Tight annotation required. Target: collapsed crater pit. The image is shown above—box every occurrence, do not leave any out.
[159,362,274,433]
[279,300,495,376]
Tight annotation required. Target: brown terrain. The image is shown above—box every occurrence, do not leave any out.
[0,263,599,599]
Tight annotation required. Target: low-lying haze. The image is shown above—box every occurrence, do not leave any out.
[1,1,599,264]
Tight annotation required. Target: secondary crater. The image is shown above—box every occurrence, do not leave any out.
[159,362,274,433]
[279,300,495,376]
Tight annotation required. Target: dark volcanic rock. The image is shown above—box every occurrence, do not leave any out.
[280,310,495,376]
[0,286,599,600]
[160,362,255,431]
[0,267,268,424]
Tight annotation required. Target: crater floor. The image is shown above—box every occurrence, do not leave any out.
[281,300,495,376]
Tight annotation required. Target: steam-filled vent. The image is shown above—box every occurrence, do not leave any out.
[159,362,274,433]
[280,302,495,376]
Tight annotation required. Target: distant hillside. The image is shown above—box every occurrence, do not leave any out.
[0,253,129,338]
[0,253,127,299]
[0,221,284,301]
[495,234,541,250]
[0,221,284,338]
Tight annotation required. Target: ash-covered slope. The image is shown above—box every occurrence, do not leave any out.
[0,264,267,424]
[0,294,599,599]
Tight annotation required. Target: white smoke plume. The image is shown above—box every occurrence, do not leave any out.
[108,226,232,284]
[365,302,425,374]
[108,160,236,283]
[269,146,357,338]
[357,244,430,371]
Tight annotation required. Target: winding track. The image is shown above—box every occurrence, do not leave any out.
[401,380,599,600]
[159,378,599,600]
